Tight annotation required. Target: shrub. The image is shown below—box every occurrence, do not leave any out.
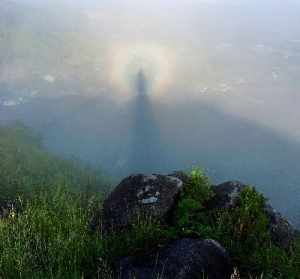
[174,168,214,232]
[103,216,170,261]
[173,170,300,278]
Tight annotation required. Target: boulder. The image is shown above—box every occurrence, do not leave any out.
[168,171,191,186]
[265,204,296,251]
[116,238,233,279]
[210,181,296,251]
[102,174,184,233]
[210,181,247,209]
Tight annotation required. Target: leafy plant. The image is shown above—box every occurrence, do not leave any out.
[104,216,170,261]
[172,170,300,278]
[175,168,214,232]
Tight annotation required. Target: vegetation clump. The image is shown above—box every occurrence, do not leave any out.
[172,169,300,279]
[0,125,299,278]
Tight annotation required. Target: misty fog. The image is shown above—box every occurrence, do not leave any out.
[1,0,300,225]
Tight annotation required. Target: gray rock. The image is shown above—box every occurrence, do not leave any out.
[209,181,247,209]
[102,174,184,233]
[265,204,296,251]
[210,181,296,251]
[168,171,191,186]
[116,238,233,279]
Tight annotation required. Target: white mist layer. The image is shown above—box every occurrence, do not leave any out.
[106,42,176,101]
[1,0,300,142]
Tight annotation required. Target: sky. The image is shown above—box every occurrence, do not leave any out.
[1,0,300,224]
[1,0,300,144]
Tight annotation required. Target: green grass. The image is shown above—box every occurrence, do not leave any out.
[0,124,299,278]
[103,216,170,261]
[0,124,112,278]
[0,186,106,278]
[0,123,110,202]
[172,168,300,279]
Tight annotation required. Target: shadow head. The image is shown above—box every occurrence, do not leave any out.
[135,69,149,96]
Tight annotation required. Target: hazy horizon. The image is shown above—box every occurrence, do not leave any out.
[1,0,300,225]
